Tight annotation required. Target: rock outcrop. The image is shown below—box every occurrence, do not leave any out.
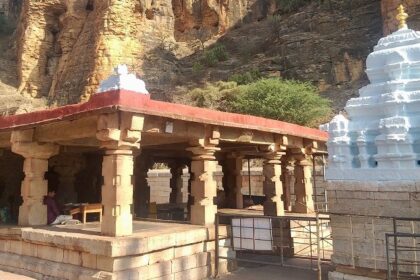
[382,0,420,35]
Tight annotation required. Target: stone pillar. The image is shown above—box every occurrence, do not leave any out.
[262,151,285,216]
[293,155,314,214]
[187,129,220,225]
[101,149,134,236]
[186,162,193,219]
[134,154,153,218]
[169,162,184,204]
[281,159,292,212]
[11,130,59,226]
[96,112,143,236]
[221,154,243,209]
[54,159,83,204]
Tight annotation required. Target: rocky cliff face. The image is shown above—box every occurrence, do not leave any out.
[0,0,420,115]
[382,0,420,35]
[7,0,272,106]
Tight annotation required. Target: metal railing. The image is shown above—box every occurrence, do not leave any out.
[214,212,332,279]
[386,217,420,279]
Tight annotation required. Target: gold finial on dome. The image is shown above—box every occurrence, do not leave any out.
[396,4,408,29]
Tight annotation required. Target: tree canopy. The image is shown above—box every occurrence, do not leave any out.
[175,78,332,128]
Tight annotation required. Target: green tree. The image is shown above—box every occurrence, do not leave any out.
[229,69,262,85]
[232,78,331,127]
[175,78,331,127]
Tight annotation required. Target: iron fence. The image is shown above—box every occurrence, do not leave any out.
[214,212,332,279]
[386,217,420,279]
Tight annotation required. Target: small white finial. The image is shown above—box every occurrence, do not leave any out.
[96,64,149,94]
[116,65,129,75]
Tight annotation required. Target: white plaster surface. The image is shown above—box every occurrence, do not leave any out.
[322,27,420,181]
[232,218,272,251]
[97,64,149,94]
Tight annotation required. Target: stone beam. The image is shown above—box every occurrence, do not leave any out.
[11,129,59,226]
[143,117,206,139]
[218,127,275,144]
[34,116,98,143]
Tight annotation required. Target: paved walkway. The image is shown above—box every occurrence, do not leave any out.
[219,265,325,280]
[217,258,331,280]
[0,271,35,280]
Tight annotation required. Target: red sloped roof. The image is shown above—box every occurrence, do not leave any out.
[0,90,328,141]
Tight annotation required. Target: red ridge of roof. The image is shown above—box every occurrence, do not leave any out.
[0,90,328,141]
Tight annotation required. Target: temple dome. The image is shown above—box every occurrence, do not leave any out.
[322,18,420,181]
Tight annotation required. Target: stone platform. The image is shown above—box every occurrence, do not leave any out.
[0,220,235,280]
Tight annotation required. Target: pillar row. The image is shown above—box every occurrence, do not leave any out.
[101,149,134,237]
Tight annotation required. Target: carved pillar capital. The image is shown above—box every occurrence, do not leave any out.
[96,113,143,150]
[11,129,59,159]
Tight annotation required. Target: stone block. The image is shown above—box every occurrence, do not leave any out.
[148,233,176,252]
[63,249,82,266]
[171,254,198,273]
[82,252,97,269]
[374,192,410,200]
[196,252,212,267]
[0,240,11,252]
[149,248,175,265]
[8,240,22,254]
[37,245,64,263]
[148,260,172,279]
[110,238,149,257]
[20,241,37,257]
[174,266,210,280]
[174,229,207,246]
[174,243,205,258]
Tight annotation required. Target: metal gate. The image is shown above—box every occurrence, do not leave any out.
[214,212,332,279]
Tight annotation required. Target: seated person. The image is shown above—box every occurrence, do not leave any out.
[44,189,73,225]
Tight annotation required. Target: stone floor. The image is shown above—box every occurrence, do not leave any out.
[0,270,35,280]
[54,219,196,235]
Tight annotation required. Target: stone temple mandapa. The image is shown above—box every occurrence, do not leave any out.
[0,64,327,279]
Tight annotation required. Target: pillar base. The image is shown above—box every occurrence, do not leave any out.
[18,204,47,226]
[190,204,217,225]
